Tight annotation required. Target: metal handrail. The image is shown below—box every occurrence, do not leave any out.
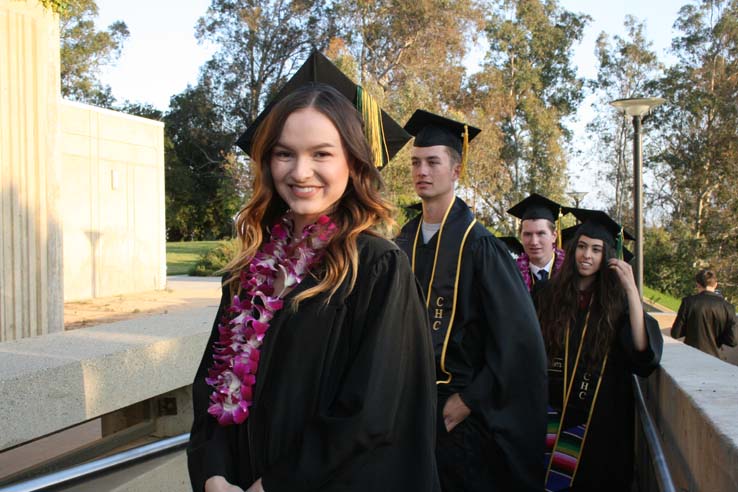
[0,433,189,492]
[1,379,674,492]
[633,375,676,492]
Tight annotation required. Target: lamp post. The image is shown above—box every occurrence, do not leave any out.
[610,97,665,296]
[567,191,588,210]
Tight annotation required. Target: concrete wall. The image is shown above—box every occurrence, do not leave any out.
[0,305,214,452]
[60,101,166,301]
[642,338,738,492]
[0,0,63,341]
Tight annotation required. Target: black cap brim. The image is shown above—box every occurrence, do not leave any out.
[562,223,634,262]
[497,236,524,256]
[508,193,564,223]
[563,207,635,245]
[404,109,481,155]
[235,51,411,167]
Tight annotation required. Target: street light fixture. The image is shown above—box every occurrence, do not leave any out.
[610,97,666,297]
[567,191,588,210]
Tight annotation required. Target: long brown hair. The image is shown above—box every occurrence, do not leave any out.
[536,233,626,367]
[225,83,395,305]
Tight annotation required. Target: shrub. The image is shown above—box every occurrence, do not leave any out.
[191,239,240,276]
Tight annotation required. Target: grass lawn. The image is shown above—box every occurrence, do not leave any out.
[643,285,682,312]
[166,241,225,275]
[167,241,685,312]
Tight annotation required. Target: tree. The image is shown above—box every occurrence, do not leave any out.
[164,81,248,240]
[475,0,590,230]
[586,16,662,229]
[649,0,738,301]
[327,0,481,208]
[59,0,129,107]
[195,0,338,134]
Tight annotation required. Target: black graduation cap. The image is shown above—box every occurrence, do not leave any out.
[563,208,634,245]
[235,50,411,168]
[507,193,564,224]
[497,236,524,256]
[560,225,579,248]
[404,110,481,177]
[404,110,481,154]
[563,208,635,262]
[561,224,634,262]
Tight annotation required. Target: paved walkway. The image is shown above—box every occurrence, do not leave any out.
[64,276,222,329]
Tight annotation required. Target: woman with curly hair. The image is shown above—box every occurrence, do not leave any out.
[535,210,663,492]
[187,53,439,492]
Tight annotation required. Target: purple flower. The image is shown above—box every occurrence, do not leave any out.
[206,212,337,426]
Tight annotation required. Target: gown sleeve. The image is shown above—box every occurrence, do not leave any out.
[260,248,435,492]
[717,304,737,348]
[618,306,664,378]
[187,276,246,492]
[458,236,548,491]
[670,298,688,339]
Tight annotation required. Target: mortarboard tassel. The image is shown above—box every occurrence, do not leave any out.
[616,226,624,261]
[460,124,469,180]
[557,207,563,250]
[356,86,389,168]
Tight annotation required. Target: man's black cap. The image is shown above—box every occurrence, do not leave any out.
[507,193,565,223]
[403,109,481,155]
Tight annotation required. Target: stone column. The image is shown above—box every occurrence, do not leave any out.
[0,0,63,341]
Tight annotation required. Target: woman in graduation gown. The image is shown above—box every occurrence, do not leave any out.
[534,210,663,492]
[187,70,439,491]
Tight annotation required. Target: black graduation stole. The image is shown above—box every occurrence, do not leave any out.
[544,305,609,491]
[398,197,477,385]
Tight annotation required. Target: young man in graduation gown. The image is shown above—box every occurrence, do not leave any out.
[507,194,567,293]
[395,110,548,492]
[671,269,737,360]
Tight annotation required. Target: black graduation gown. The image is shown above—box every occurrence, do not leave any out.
[396,198,548,492]
[187,234,440,492]
[671,291,737,359]
[539,294,663,492]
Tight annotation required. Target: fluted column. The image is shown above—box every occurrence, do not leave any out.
[0,0,63,341]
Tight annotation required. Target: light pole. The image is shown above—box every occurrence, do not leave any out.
[567,191,588,211]
[610,97,665,296]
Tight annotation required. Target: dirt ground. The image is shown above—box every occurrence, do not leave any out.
[63,276,223,329]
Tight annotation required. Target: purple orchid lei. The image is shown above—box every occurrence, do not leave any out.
[516,247,566,291]
[206,213,337,426]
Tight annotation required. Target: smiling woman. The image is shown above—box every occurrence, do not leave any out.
[533,209,663,492]
[186,52,440,492]
[269,108,350,234]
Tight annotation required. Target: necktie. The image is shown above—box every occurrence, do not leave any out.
[537,270,549,281]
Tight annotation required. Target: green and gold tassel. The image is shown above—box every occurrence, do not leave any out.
[460,124,469,180]
[356,86,389,168]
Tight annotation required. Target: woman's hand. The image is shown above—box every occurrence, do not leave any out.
[205,476,245,492]
[608,258,647,350]
[608,258,637,293]
[246,478,265,492]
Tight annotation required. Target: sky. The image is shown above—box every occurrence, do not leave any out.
[95,0,686,208]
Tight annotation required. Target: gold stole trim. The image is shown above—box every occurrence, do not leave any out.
[437,219,476,384]
[410,198,477,385]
